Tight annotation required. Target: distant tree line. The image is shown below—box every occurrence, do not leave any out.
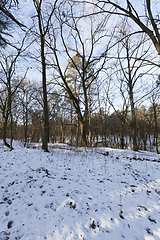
[0,78,159,153]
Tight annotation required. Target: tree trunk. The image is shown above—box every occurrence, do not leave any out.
[130,95,138,151]
[144,134,147,151]
[104,104,107,146]
[42,54,49,151]
[153,103,159,154]
[34,0,50,151]
[10,111,13,150]
[80,120,87,147]
[121,122,124,149]
[8,82,13,151]
[126,41,138,151]
[70,102,73,145]
[149,133,152,151]
[39,25,49,152]
[88,86,92,147]
[74,74,79,146]
[89,130,92,147]
[3,115,9,148]
[2,113,13,150]
[24,106,28,147]
[2,100,13,150]
[76,113,79,146]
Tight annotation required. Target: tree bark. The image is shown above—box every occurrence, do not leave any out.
[76,113,79,146]
[41,49,49,152]
[36,3,49,152]
[121,122,124,149]
[88,86,92,147]
[80,120,87,147]
[70,102,73,145]
[23,105,28,147]
[153,103,159,154]
[8,78,13,150]
[3,114,9,148]
[129,88,138,151]
[126,42,138,151]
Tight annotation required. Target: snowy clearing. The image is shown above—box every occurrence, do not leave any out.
[0,141,160,240]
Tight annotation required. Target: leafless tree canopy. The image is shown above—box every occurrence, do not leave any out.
[0,0,159,151]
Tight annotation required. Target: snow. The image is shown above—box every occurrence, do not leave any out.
[0,141,160,240]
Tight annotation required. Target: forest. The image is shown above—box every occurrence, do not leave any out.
[0,0,160,152]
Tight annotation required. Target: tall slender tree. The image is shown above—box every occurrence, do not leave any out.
[32,0,57,151]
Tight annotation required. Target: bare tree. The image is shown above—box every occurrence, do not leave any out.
[17,79,36,146]
[32,0,58,151]
[0,0,26,45]
[47,3,113,146]
[110,24,156,151]
[149,85,160,154]
[94,0,160,55]
[0,47,28,149]
[106,78,129,149]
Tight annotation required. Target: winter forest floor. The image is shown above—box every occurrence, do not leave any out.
[0,141,160,240]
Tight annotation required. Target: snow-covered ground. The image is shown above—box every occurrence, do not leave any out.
[0,141,160,240]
